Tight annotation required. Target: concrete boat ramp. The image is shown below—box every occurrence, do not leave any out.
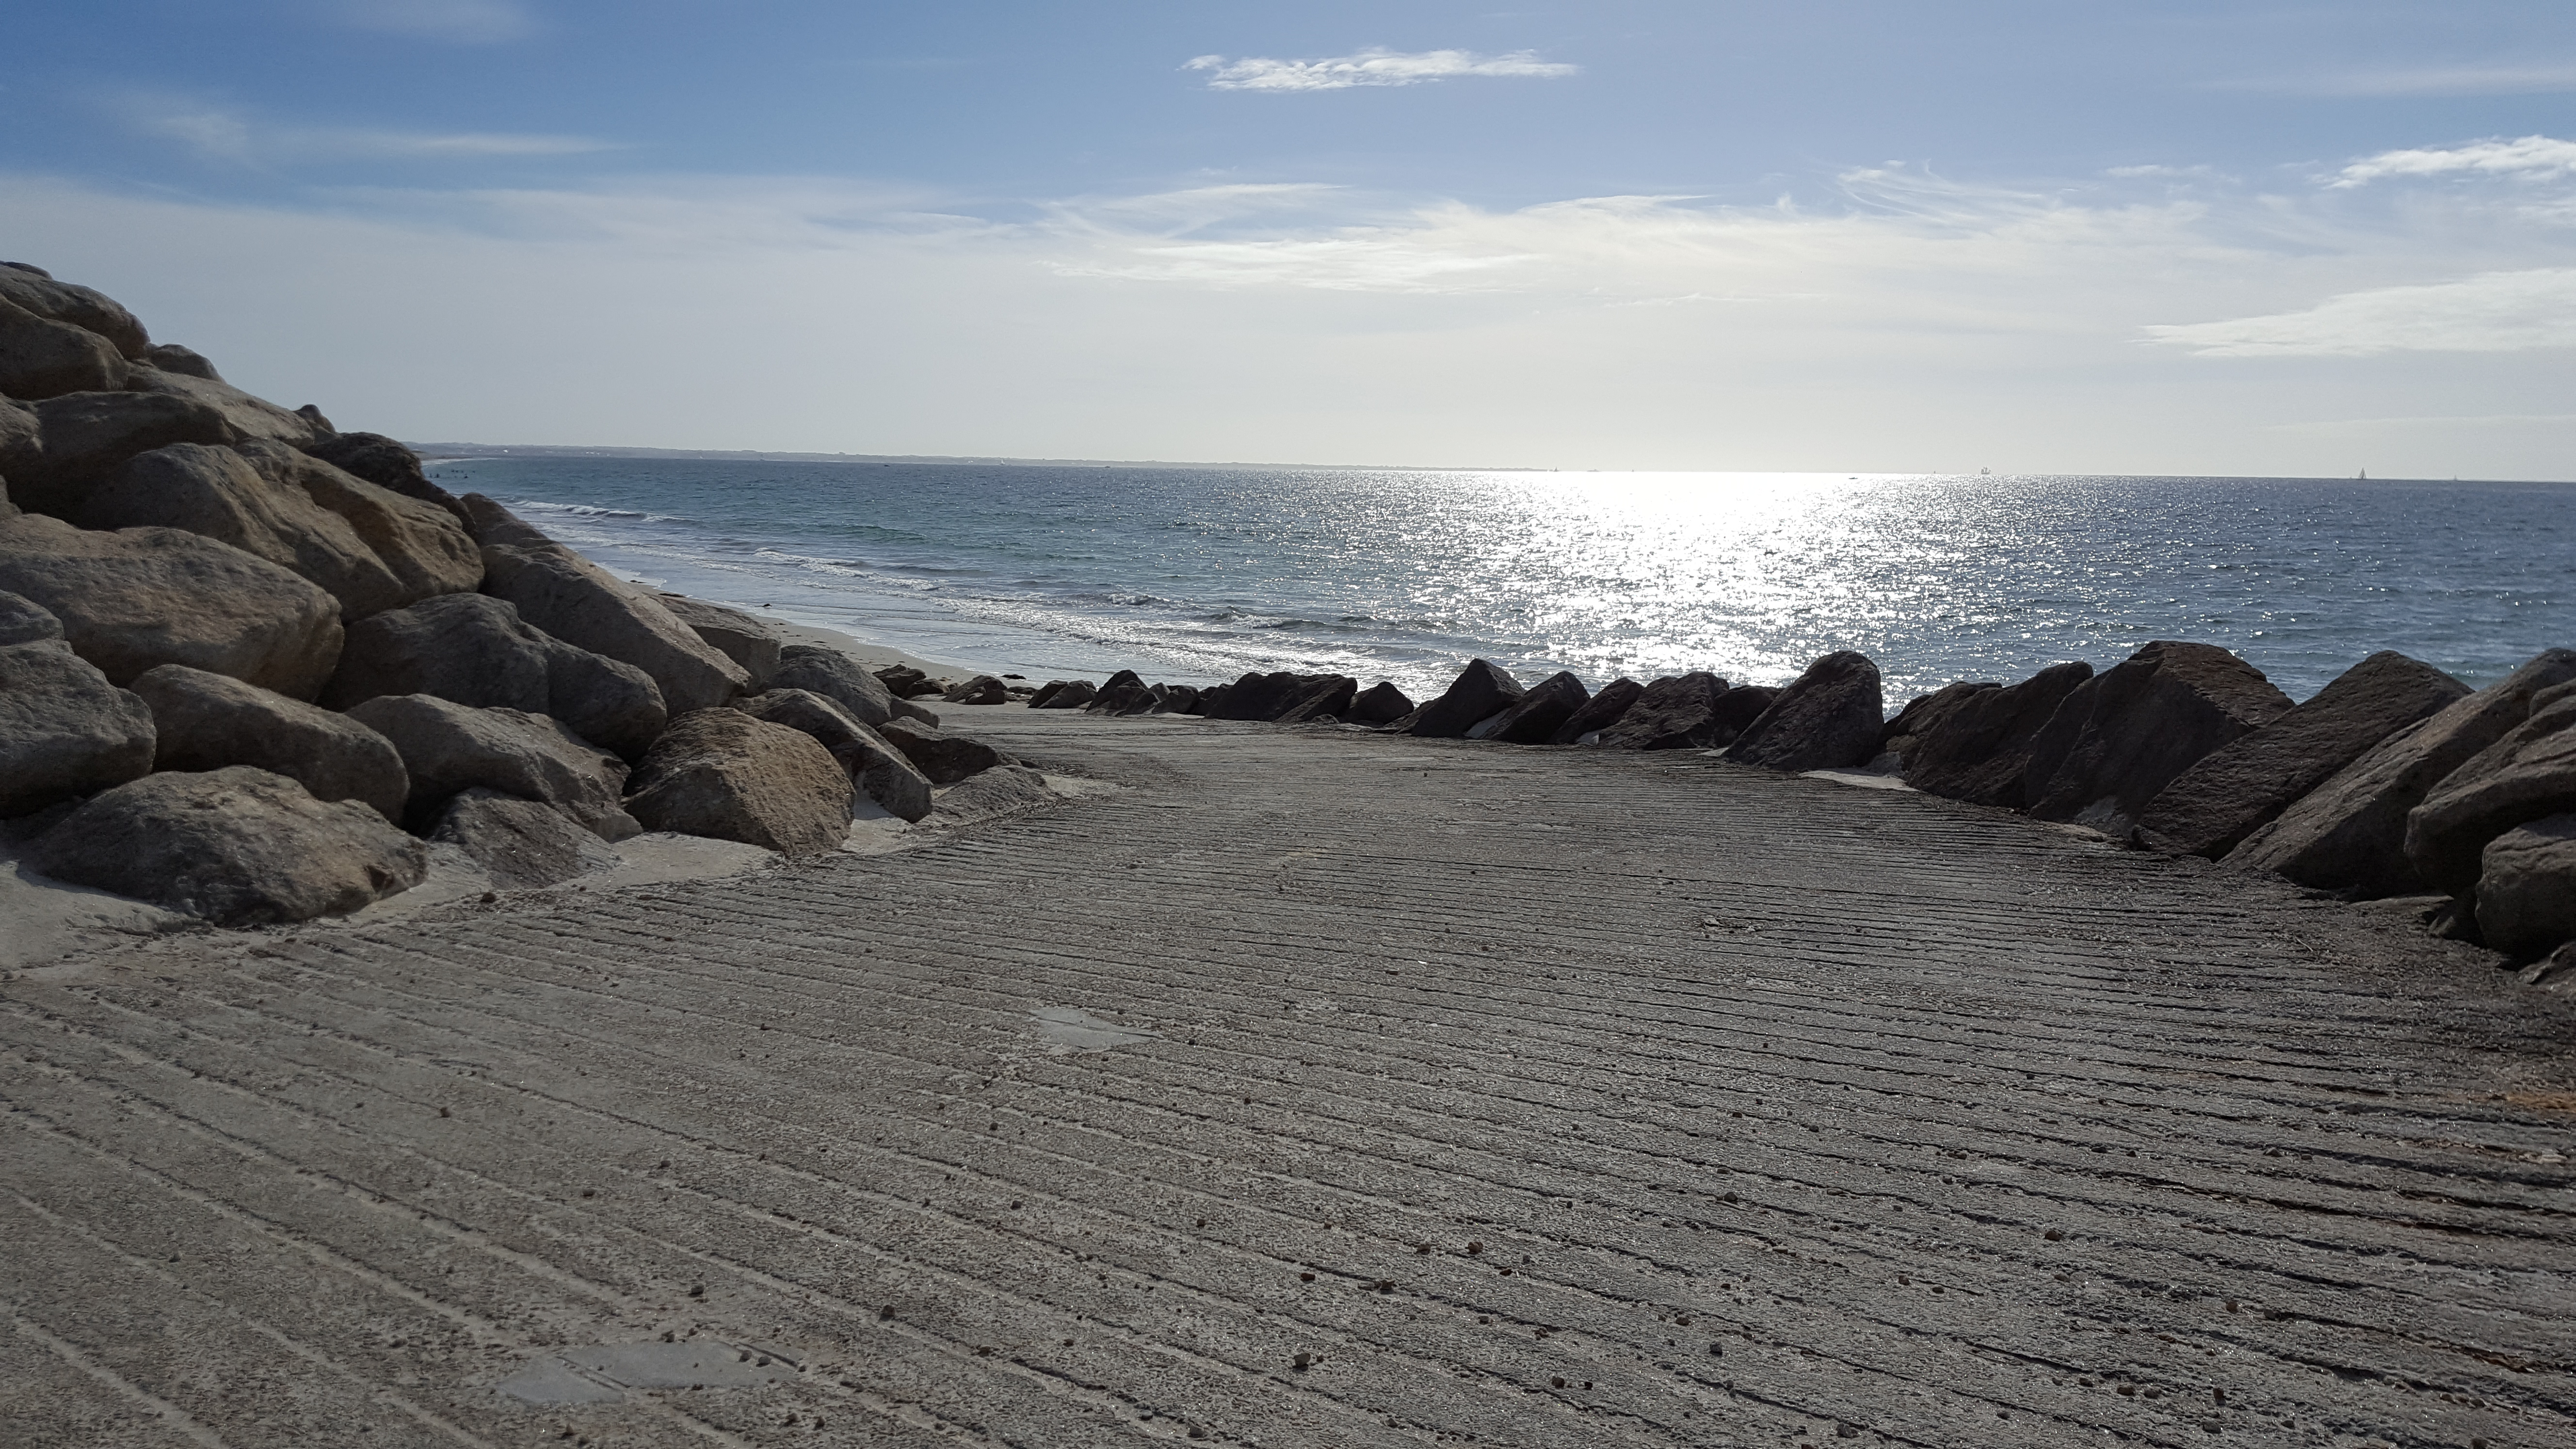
[6,708,2574,1448]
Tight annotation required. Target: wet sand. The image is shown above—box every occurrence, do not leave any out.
[6,707,2575,1447]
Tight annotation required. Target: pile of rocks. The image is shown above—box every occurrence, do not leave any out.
[1039,642,2576,972]
[0,265,1020,927]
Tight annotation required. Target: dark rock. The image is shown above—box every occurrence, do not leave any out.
[1272,677,1354,724]
[1205,671,1354,723]
[878,716,1011,785]
[29,766,425,925]
[0,588,62,646]
[2229,649,2576,896]
[2403,681,2576,890]
[1397,659,1524,738]
[118,367,320,446]
[736,688,933,822]
[930,763,1062,825]
[1102,669,1145,693]
[477,533,746,716]
[323,593,665,759]
[1034,679,1097,710]
[872,663,944,699]
[302,433,467,523]
[131,663,407,821]
[431,787,619,890]
[1877,682,1996,765]
[657,594,782,689]
[624,708,853,856]
[0,266,150,358]
[1345,681,1414,727]
[1155,683,1203,715]
[294,404,333,433]
[2474,813,2576,960]
[1549,677,1644,744]
[1598,672,1732,751]
[0,511,343,697]
[944,674,1009,705]
[142,343,221,381]
[0,640,155,815]
[2021,643,2292,836]
[769,643,898,727]
[0,294,127,399]
[1088,682,1164,716]
[1727,653,1886,771]
[2138,651,2472,858]
[344,693,639,840]
[4,390,238,518]
[1475,671,1590,743]
[1026,680,1073,708]
[1901,661,2095,808]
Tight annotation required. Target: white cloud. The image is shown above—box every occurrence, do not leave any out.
[331,0,535,44]
[2332,135,2576,187]
[1184,48,1576,93]
[2145,269,2576,357]
[135,101,612,165]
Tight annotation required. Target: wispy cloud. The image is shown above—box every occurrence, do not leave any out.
[135,100,612,166]
[2331,135,2576,187]
[331,0,535,44]
[1183,48,1576,93]
[2145,269,2576,357]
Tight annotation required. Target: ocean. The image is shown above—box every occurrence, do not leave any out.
[422,456,2576,706]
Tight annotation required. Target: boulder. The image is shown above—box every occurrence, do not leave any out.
[0,265,149,358]
[2022,643,2292,836]
[1726,653,1886,770]
[1549,677,1645,744]
[1088,681,1164,716]
[1475,671,1590,743]
[1397,660,1524,738]
[141,343,221,381]
[1026,680,1071,708]
[478,538,747,715]
[1877,682,1996,765]
[1346,680,1415,727]
[301,432,468,523]
[0,640,155,815]
[28,766,425,926]
[1204,671,1355,723]
[1271,676,1355,724]
[736,688,934,822]
[130,663,407,822]
[1101,669,1145,694]
[117,367,319,446]
[344,693,639,840]
[2138,651,2472,858]
[1901,660,2095,809]
[4,390,238,518]
[0,588,62,646]
[930,763,1062,825]
[1155,683,1203,715]
[0,294,126,399]
[2403,682,2576,890]
[768,643,899,727]
[873,663,944,699]
[0,511,342,697]
[624,708,853,856]
[2473,814,2576,960]
[1598,672,1739,751]
[657,594,782,688]
[431,787,620,890]
[944,674,1010,705]
[322,593,665,759]
[1033,678,1097,710]
[878,716,1011,785]
[2229,649,2576,896]
[79,442,416,618]
[234,440,482,605]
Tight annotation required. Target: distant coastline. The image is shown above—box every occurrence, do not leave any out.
[404,442,1544,472]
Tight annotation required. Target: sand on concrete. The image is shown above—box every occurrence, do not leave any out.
[6,706,2575,1449]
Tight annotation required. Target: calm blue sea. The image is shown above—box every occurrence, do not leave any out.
[420,456,2576,705]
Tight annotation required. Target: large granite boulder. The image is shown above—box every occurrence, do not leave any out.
[1398,659,1524,738]
[235,440,481,604]
[302,433,467,523]
[1154,682,1202,715]
[79,443,419,617]
[878,716,1011,785]
[736,688,934,822]
[2402,683,2576,890]
[28,766,426,925]
[1474,671,1589,743]
[2474,814,2576,960]
[1202,671,1352,723]
[0,511,342,697]
[624,708,852,855]
[344,693,639,839]
[768,643,899,727]
[0,639,156,815]
[141,344,221,381]
[2137,651,2471,858]
[1549,677,1644,744]
[1901,660,2094,808]
[1876,682,1996,766]
[0,264,150,358]
[1345,680,1415,727]
[657,594,782,689]
[431,787,620,890]
[322,593,665,759]
[1726,653,1886,770]
[0,294,126,400]
[873,663,944,699]
[1597,672,1734,750]
[2021,643,2292,836]
[118,367,319,446]
[4,390,239,518]
[1033,678,1096,710]
[944,674,1010,706]
[0,587,63,646]
[130,664,406,821]
[466,496,747,714]
[1087,680,1165,716]
[2228,649,2576,897]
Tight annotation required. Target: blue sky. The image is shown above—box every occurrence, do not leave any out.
[10,1,2576,475]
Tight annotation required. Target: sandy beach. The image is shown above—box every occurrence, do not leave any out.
[7,701,2574,1447]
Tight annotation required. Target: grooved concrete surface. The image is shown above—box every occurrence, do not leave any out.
[6,709,2576,1449]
